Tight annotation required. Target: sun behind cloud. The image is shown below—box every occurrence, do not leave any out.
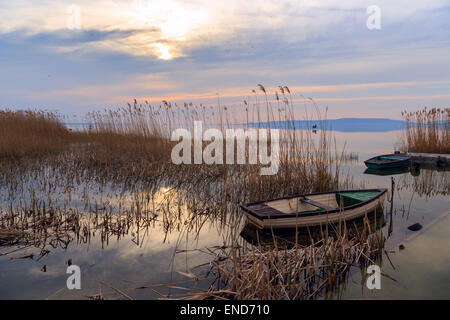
[153,43,173,60]
[122,0,210,59]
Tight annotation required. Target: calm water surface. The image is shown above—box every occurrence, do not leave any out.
[0,130,448,299]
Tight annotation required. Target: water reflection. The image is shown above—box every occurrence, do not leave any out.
[364,167,410,176]
[0,173,243,300]
[339,212,450,300]
[397,167,449,198]
[363,163,449,197]
[1,127,449,299]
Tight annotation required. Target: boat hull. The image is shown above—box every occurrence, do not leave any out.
[241,209,386,246]
[364,160,410,169]
[364,153,411,169]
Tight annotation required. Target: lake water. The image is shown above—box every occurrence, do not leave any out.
[0,129,448,299]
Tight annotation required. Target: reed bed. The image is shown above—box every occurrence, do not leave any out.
[341,152,359,162]
[176,207,387,300]
[78,86,351,200]
[83,101,171,165]
[0,109,69,159]
[401,107,450,154]
[1,85,378,300]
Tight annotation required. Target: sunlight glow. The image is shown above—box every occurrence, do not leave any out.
[154,43,172,60]
[124,0,209,59]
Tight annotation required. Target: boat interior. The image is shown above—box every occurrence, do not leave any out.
[264,191,380,214]
[368,155,409,165]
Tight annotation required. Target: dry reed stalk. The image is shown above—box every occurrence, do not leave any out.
[0,109,69,159]
[401,107,449,154]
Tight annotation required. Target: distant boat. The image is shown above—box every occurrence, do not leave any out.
[240,189,387,229]
[364,153,411,169]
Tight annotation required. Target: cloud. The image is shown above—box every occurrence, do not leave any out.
[2,1,448,59]
[0,1,449,118]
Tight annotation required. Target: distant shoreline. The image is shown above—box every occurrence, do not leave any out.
[65,118,447,133]
[246,118,447,133]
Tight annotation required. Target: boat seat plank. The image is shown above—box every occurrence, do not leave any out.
[300,198,334,211]
[253,208,282,215]
[264,198,316,214]
[247,203,286,217]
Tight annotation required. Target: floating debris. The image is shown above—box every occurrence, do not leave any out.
[10,254,34,260]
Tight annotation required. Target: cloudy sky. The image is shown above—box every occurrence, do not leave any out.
[1,0,449,119]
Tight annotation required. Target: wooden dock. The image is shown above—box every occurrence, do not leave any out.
[408,153,450,167]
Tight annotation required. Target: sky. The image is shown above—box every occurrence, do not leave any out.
[1,0,450,119]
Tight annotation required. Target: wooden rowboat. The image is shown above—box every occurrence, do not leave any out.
[240,189,387,229]
[364,153,410,169]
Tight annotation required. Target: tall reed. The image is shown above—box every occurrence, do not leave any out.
[401,107,449,154]
[80,86,349,199]
[0,109,69,159]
